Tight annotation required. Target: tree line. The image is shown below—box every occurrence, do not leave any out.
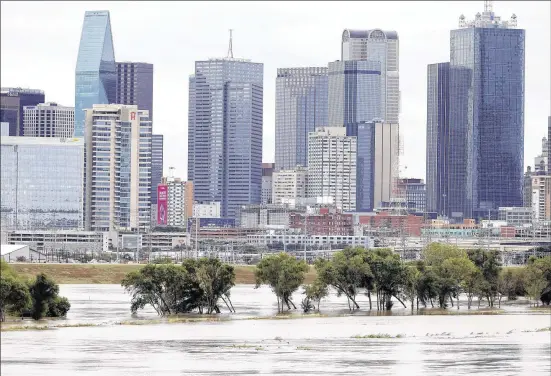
[0,260,70,322]
[121,244,551,316]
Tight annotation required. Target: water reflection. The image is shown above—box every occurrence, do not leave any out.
[1,285,550,376]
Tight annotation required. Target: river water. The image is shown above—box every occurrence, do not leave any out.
[1,284,550,375]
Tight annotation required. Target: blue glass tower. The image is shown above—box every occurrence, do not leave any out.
[74,11,116,138]
[188,58,263,220]
[448,6,524,221]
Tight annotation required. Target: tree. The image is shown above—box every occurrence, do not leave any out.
[467,249,502,307]
[403,263,421,311]
[524,256,551,306]
[302,279,329,312]
[423,243,466,267]
[255,253,308,312]
[439,257,478,309]
[28,274,60,320]
[47,296,71,317]
[367,248,407,311]
[416,269,439,308]
[0,274,31,322]
[315,247,373,311]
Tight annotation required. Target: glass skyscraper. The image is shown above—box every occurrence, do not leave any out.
[116,62,154,120]
[1,137,84,230]
[187,58,263,220]
[426,62,450,216]
[448,6,524,220]
[74,10,116,138]
[275,67,328,171]
[0,87,45,136]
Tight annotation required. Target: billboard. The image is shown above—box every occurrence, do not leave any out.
[157,184,168,225]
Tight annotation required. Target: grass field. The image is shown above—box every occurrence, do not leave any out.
[10,263,317,285]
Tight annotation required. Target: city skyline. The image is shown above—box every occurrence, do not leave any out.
[1,1,549,180]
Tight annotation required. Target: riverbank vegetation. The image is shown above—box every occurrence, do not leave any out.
[0,260,70,322]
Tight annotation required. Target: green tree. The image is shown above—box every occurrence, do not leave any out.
[255,253,308,312]
[367,249,408,310]
[416,268,439,308]
[467,249,502,307]
[28,274,60,320]
[0,274,31,321]
[302,279,329,312]
[47,296,71,317]
[403,263,421,311]
[423,243,467,267]
[439,256,478,309]
[524,256,551,306]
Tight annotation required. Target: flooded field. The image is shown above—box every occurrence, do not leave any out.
[1,284,550,375]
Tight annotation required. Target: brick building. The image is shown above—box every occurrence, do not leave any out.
[289,207,353,236]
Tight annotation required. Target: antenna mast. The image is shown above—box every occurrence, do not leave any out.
[227,29,233,59]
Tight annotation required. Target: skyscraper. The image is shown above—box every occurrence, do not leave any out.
[0,87,45,136]
[448,4,524,220]
[116,62,154,120]
[187,58,263,220]
[308,127,357,211]
[84,104,151,232]
[261,163,275,204]
[23,102,74,138]
[341,29,400,123]
[74,10,116,138]
[151,134,163,205]
[275,67,328,171]
[426,62,450,216]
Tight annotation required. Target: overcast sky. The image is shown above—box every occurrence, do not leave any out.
[1,1,549,180]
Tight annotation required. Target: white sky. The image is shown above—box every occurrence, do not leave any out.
[1,1,549,180]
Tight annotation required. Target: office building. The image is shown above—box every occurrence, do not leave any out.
[23,102,74,138]
[327,60,382,135]
[341,28,400,123]
[272,166,308,205]
[160,177,189,227]
[0,87,45,136]
[397,178,427,213]
[1,137,84,231]
[372,122,399,208]
[75,10,116,138]
[84,104,151,232]
[531,175,551,222]
[426,62,450,216]
[151,134,163,205]
[193,202,221,219]
[448,4,524,220]
[116,62,154,120]
[307,127,357,211]
[275,67,328,171]
[188,57,263,220]
[261,163,275,204]
[498,207,533,226]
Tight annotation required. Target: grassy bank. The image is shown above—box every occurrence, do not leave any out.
[10,263,317,285]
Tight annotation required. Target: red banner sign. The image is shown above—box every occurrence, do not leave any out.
[157,185,168,225]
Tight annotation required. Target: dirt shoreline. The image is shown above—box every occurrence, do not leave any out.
[10,263,317,285]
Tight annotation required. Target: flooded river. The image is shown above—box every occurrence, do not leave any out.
[1,284,550,375]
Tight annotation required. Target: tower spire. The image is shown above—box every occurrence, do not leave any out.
[227,29,233,59]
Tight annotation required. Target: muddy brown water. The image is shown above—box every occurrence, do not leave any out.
[1,284,550,375]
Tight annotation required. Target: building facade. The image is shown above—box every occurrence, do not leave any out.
[151,134,163,205]
[23,102,74,138]
[341,28,400,123]
[272,166,308,205]
[289,208,354,236]
[426,62,450,216]
[274,67,328,171]
[261,163,275,204]
[1,137,84,231]
[84,104,151,232]
[307,127,357,211]
[161,177,188,227]
[531,175,551,222]
[0,87,45,136]
[497,206,533,226]
[74,11,116,138]
[372,122,399,209]
[448,5,525,220]
[193,202,221,219]
[397,178,427,213]
[188,58,263,220]
[116,62,154,120]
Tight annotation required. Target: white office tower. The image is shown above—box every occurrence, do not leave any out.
[341,29,399,123]
[84,104,152,232]
[307,127,357,211]
[272,166,308,204]
[23,102,75,138]
[163,177,187,227]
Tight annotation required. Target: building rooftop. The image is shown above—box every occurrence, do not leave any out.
[0,136,83,146]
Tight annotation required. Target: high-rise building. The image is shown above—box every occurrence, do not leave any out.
[341,29,400,123]
[84,104,151,232]
[1,137,84,231]
[531,175,551,222]
[272,166,308,204]
[187,58,263,220]
[372,122,399,208]
[397,178,427,213]
[426,62,450,216]
[307,127,357,211]
[448,4,524,220]
[275,67,328,171]
[75,11,116,138]
[116,62,154,120]
[151,134,163,205]
[327,60,382,135]
[160,177,189,227]
[261,163,275,204]
[1,87,45,136]
[23,103,74,138]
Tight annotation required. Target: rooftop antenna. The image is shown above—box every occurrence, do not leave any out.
[484,0,493,13]
[227,29,233,59]
[169,166,175,178]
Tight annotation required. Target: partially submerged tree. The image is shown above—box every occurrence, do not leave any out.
[302,279,329,312]
[255,253,308,312]
[0,274,31,322]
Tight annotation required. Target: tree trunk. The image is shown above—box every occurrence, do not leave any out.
[392,294,407,308]
[430,298,434,308]
[450,294,454,307]
[289,298,297,310]
[368,291,372,310]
